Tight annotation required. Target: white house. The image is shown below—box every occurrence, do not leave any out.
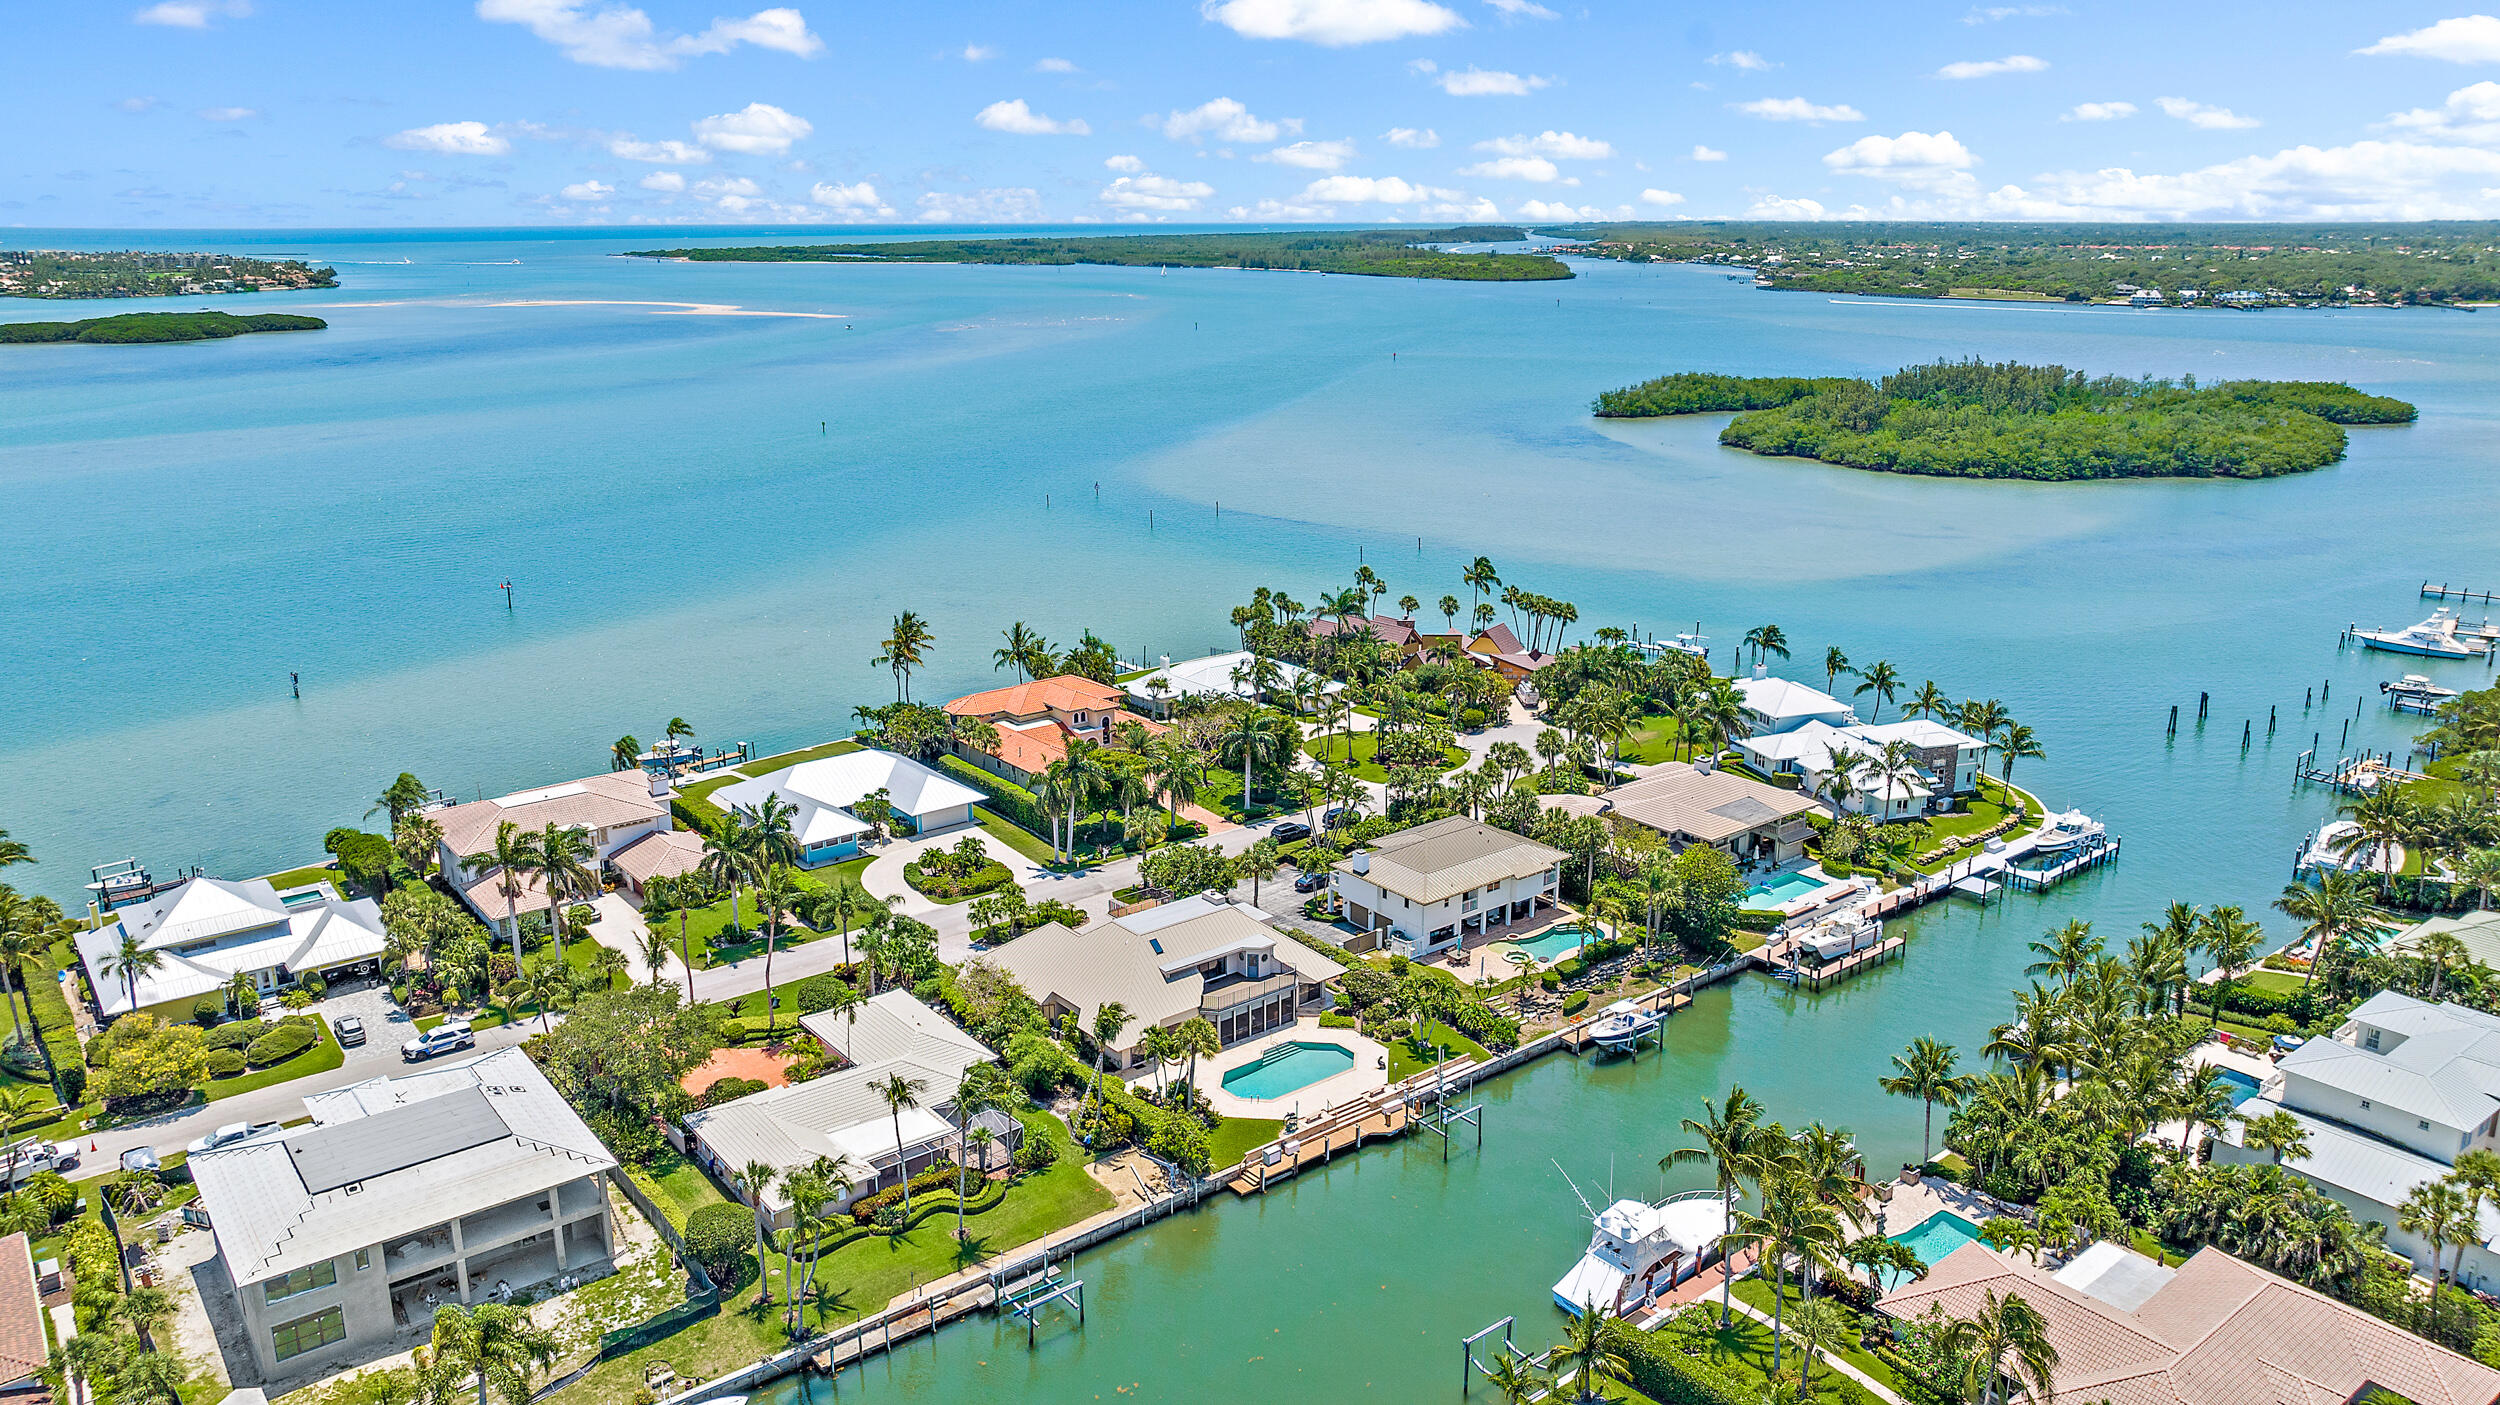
[1329,817,1566,960]
[705,749,986,866]
[1729,685,1983,821]
[75,875,390,1019]
[2213,992,2500,1286]
[433,769,676,939]
[1123,651,1341,716]
[1732,671,1859,736]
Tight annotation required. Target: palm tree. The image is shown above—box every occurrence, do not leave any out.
[636,920,675,990]
[1549,1301,1633,1404]
[697,817,756,940]
[368,773,431,828]
[611,735,641,772]
[951,1063,1014,1239]
[1176,1016,1220,1097]
[1218,708,1296,819]
[1823,647,1853,691]
[873,611,934,702]
[100,931,165,1017]
[393,812,445,879]
[737,1161,779,1301]
[1085,1001,1134,1120]
[2274,871,2388,995]
[1880,1037,1970,1165]
[996,622,1044,681]
[465,820,545,975]
[1659,1086,1772,1327]
[741,792,803,871]
[876,1071,931,1213]
[1463,556,1502,623]
[2238,1108,2310,1164]
[2332,784,2419,884]
[1043,738,1113,862]
[1904,680,1952,722]
[2023,919,2102,988]
[1959,699,2013,778]
[428,1301,559,1405]
[1937,1289,2058,1405]
[1995,723,2044,784]
[510,962,571,1033]
[1138,1023,1182,1097]
[1789,1296,1857,1394]
[535,822,595,952]
[1481,1350,1551,1405]
[0,921,43,1056]
[2170,1064,2236,1153]
[1742,624,1789,667]
[1144,735,1206,832]
[2399,1179,2474,1337]
[1853,659,1901,721]
[2197,905,2264,1022]
[752,865,801,1034]
[2447,1150,2500,1286]
[1437,594,1462,634]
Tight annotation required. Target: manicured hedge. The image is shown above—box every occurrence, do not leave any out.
[1606,1316,1761,1405]
[684,1202,753,1284]
[206,1022,261,1052]
[936,754,1050,836]
[245,1019,319,1067]
[205,1050,246,1078]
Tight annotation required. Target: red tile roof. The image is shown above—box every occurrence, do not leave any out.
[944,675,1126,720]
[0,1233,41,1386]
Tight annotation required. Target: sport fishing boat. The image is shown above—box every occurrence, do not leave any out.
[1584,998,1664,1053]
[1552,1188,1727,1316]
[2027,810,2105,855]
[2352,610,2489,660]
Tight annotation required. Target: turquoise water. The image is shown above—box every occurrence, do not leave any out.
[1887,1210,1987,1288]
[1219,1041,1356,1101]
[2219,1067,2263,1105]
[1745,872,1830,907]
[1510,924,1591,963]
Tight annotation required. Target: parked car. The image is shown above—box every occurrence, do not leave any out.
[120,1146,162,1176]
[187,1122,279,1156]
[1270,821,1312,843]
[402,1021,474,1062]
[333,1013,366,1047]
[0,1140,65,1185]
[1323,807,1355,829]
[1293,870,1329,894]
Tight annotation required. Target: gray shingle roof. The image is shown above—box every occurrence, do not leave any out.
[982,899,1347,1032]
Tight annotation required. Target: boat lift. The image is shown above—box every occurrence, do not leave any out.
[999,1260,1085,1348]
[1459,1316,1522,1393]
[1412,1054,1484,1163]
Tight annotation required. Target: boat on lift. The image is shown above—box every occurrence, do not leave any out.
[1552,1185,1727,1316]
[2352,610,2489,660]
[1584,999,1664,1053]
[2027,810,2105,855]
[2383,675,2461,715]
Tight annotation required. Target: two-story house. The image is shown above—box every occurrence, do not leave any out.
[1330,816,1567,959]
[187,1047,618,1380]
[2214,992,2500,1285]
[433,768,676,939]
[945,675,1164,787]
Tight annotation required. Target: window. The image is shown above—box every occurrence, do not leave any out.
[2365,1030,2382,1051]
[263,1262,337,1304]
[2421,1120,2432,1131]
[2359,1100,2372,1110]
[354,1248,370,1272]
[271,1305,345,1362]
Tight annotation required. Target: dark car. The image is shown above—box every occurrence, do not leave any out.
[1323,807,1355,829]
[333,1014,366,1047]
[1293,870,1329,893]
[1269,821,1312,843]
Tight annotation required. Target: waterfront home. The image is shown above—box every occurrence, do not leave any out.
[0,1234,43,1397]
[1122,650,1339,716]
[75,874,390,1020]
[606,827,707,903]
[1733,715,1983,819]
[433,768,675,940]
[1465,623,1555,683]
[1596,762,1821,867]
[2383,909,2500,969]
[187,1047,617,1380]
[1329,816,1566,959]
[944,674,1164,786]
[1309,613,1424,660]
[1732,670,1859,735]
[2212,992,2500,1287]
[704,749,985,863]
[682,991,1006,1226]
[1881,1238,2500,1405]
[986,896,1345,1063]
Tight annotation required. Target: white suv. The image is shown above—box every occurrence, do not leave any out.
[401,1021,475,1062]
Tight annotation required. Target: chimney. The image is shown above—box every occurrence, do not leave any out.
[1351,851,1370,875]
[648,768,675,803]
[1752,663,1768,681]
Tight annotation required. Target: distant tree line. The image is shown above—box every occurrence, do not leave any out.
[0,249,337,300]
[0,311,327,344]
[1593,358,2419,481]
[626,227,1572,282]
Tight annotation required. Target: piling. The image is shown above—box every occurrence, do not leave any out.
[2341,719,2350,747]
[2243,720,2251,750]
[2269,706,2277,733]
[2167,705,2178,736]
[2198,692,2210,721]
[2306,687,2313,709]
[2324,679,2331,703]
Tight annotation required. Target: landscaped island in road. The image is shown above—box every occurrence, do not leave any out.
[0,310,327,345]
[0,248,337,299]
[623,226,1574,281]
[1593,360,2418,481]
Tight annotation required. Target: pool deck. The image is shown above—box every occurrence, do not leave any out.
[1864,1172,2014,1243]
[1443,905,1594,982]
[1188,1017,1390,1120]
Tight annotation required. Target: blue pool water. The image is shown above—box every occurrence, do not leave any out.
[1219,1041,1355,1101]
[1886,1211,1987,1287]
[2219,1067,2263,1106]
[1744,872,1830,907]
[1510,924,1591,963]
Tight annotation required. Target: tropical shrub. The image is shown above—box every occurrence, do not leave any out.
[245,1021,318,1067]
[697,1076,767,1108]
[682,1203,753,1284]
[191,999,222,1028]
[204,1050,246,1078]
[1013,1128,1059,1170]
[1561,993,1590,1017]
[847,1163,963,1225]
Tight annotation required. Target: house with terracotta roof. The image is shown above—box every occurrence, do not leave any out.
[607,828,706,903]
[1465,624,1556,682]
[0,1234,45,1398]
[945,674,1163,786]
[1309,613,1423,658]
[430,769,676,940]
[1881,1238,2500,1405]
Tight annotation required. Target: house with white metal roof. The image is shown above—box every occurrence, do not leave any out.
[2214,992,2500,1286]
[706,749,986,866]
[1122,650,1340,716]
[1732,671,1859,735]
[74,875,389,1020]
[187,1047,617,1379]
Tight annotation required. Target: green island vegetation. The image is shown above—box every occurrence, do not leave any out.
[0,310,328,345]
[1593,359,2418,481]
[623,226,1572,282]
[0,247,337,299]
[1544,220,2500,307]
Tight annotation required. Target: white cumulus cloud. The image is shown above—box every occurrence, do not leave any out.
[1300,174,1460,203]
[1101,173,1217,211]
[1691,144,1728,161]
[2361,15,2500,63]
[1640,187,1686,206]
[639,171,686,192]
[1733,96,1864,123]
[1162,97,1293,143]
[1103,154,1144,173]
[1434,66,1549,96]
[960,43,996,60]
[2063,101,2136,122]
[1461,155,1566,182]
[2156,96,2259,130]
[560,179,614,200]
[1477,130,1612,160]
[1484,0,1557,18]
[134,0,250,27]
[1823,130,1977,187]
[386,121,509,155]
[474,0,821,70]
[1201,0,1465,46]
[1385,126,1440,148]
[1256,139,1356,169]
[197,106,258,121]
[1746,194,1828,219]
[976,98,1089,135]
[2387,82,2500,143]
[1936,54,2046,79]
[693,102,812,154]
[1709,50,1773,71]
[1513,199,1610,219]
[812,180,893,215]
[1999,141,2500,219]
[916,187,1044,222]
[1034,56,1078,72]
[610,135,710,164]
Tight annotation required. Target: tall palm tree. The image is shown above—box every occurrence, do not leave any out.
[0,915,42,1055]
[876,1071,932,1213]
[1085,1001,1134,1121]
[1217,709,1296,819]
[1742,624,1789,667]
[1853,659,1901,720]
[873,611,934,702]
[1959,699,2013,778]
[1044,737,1113,862]
[510,962,571,1034]
[2274,872,2388,995]
[2196,905,2264,1022]
[1659,1087,1773,1326]
[101,931,165,1017]
[465,820,545,976]
[739,1160,780,1301]
[428,1301,559,1405]
[1548,1302,1632,1404]
[368,773,431,828]
[950,1063,1014,1239]
[1879,1037,1971,1165]
[611,735,641,772]
[1996,723,2045,784]
[2023,920,2102,989]
[1437,594,1462,634]
[1176,1016,1220,1098]
[534,822,595,952]
[635,920,675,991]
[1144,734,1206,832]
[2171,1064,2235,1153]
[697,816,756,939]
[2399,1179,2474,1339]
[740,792,803,871]
[1463,557,1501,622]
[1905,680,1952,723]
[2331,784,2419,884]
[1823,647,1853,691]
[995,622,1043,681]
[2238,1108,2310,1164]
[394,812,445,879]
[1938,1289,2058,1405]
[751,865,800,1034]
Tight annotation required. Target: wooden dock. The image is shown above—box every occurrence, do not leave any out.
[2001,836,2122,890]
[1764,936,1904,991]
[1560,988,1692,1052]
[1225,1083,1426,1195]
[811,1286,996,1370]
[2423,581,2500,605]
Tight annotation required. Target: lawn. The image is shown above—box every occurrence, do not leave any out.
[646,1147,733,1223]
[1301,732,1465,783]
[1386,1018,1489,1082]
[1731,1276,1914,1398]
[205,1021,345,1101]
[1902,777,2037,874]
[255,863,340,891]
[1616,712,1690,765]
[735,738,863,775]
[1197,764,1307,823]
[418,936,634,1030]
[1665,1299,1886,1405]
[2243,969,2305,996]
[979,812,1057,866]
[1209,1115,1284,1170]
[552,1110,1110,1405]
[658,857,870,969]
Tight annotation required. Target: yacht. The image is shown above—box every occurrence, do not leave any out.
[2383,674,2461,715]
[2027,810,2105,855]
[2352,610,2490,660]
[1552,1190,1727,1316]
[1584,998,1664,1053]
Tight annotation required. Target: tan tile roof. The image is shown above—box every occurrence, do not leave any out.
[1311,615,1417,647]
[972,711,1163,779]
[0,1234,40,1385]
[1883,1242,2500,1405]
[610,828,706,886]
[1603,763,1820,844]
[1332,816,1566,904]
[944,675,1126,721]
[432,770,666,858]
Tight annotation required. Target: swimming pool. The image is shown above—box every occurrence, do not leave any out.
[1509,924,1591,964]
[1220,1041,1356,1101]
[1743,871,1829,907]
[1885,1211,1985,1287]
[2218,1067,2262,1106]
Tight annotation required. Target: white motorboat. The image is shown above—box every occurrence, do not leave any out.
[2383,674,2461,715]
[1802,914,1882,960]
[1585,998,1663,1053]
[2352,610,2490,660]
[1553,1190,1727,1316]
[2027,810,2104,855]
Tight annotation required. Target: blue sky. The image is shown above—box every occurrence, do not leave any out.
[15,0,2500,227]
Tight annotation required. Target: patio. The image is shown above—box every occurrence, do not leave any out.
[1184,1016,1390,1121]
[1443,904,1591,985]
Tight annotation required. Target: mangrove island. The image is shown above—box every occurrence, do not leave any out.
[0,310,329,345]
[625,227,1573,282]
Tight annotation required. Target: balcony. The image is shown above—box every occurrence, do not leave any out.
[1200,970,1299,1013]
[383,1226,456,1276]
[459,1193,555,1252]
